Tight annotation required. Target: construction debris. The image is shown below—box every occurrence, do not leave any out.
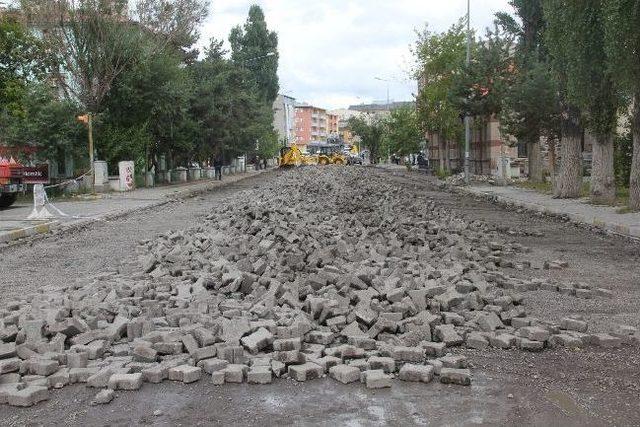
[0,167,637,406]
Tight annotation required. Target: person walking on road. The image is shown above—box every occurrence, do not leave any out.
[213,156,223,181]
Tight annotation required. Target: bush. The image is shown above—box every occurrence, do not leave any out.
[435,168,451,179]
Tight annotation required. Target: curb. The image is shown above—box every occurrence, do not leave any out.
[0,221,57,244]
[0,169,270,246]
[373,166,640,242]
[454,185,640,241]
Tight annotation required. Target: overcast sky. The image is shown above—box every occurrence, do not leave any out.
[198,0,513,110]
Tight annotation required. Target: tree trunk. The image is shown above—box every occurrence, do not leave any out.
[629,96,640,210]
[437,133,445,174]
[554,107,582,198]
[548,138,557,180]
[445,139,451,172]
[527,133,543,183]
[591,131,616,204]
[478,121,483,175]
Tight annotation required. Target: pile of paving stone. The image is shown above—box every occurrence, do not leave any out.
[0,167,638,407]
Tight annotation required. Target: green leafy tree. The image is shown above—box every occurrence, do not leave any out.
[0,14,46,120]
[544,0,618,204]
[100,39,194,171]
[189,38,272,164]
[604,0,640,210]
[497,0,560,183]
[414,21,467,174]
[542,1,584,197]
[348,116,386,164]
[383,106,422,157]
[1,83,85,166]
[453,24,514,175]
[229,4,279,104]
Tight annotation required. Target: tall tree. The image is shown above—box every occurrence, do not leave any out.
[414,21,467,174]
[100,38,194,171]
[497,0,559,183]
[229,4,279,104]
[605,0,640,210]
[190,38,273,164]
[545,0,618,204]
[542,0,583,198]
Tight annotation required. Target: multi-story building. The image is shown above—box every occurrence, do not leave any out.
[327,113,339,136]
[294,104,328,147]
[272,94,296,145]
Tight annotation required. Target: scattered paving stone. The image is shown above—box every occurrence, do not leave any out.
[368,357,395,373]
[288,362,323,382]
[6,385,49,407]
[0,168,623,406]
[247,367,272,384]
[439,368,472,386]
[398,364,434,383]
[329,365,361,384]
[222,364,247,383]
[211,371,225,385]
[93,389,115,405]
[197,358,228,374]
[362,370,392,389]
[108,373,143,391]
[168,365,202,383]
[466,332,489,350]
[560,318,588,333]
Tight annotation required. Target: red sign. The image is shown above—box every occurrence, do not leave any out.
[22,164,49,184]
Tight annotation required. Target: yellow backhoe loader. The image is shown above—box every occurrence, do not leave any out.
[279,145,303,167]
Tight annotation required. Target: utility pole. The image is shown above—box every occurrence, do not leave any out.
[386,84,390,111]
[464,0,471,185]
[88,113,94,193]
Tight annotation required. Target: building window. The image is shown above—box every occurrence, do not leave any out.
[517,142,527,158]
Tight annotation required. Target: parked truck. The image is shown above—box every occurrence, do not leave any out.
[0,157,26,208]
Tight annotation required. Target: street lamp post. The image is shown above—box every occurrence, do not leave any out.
[464,0,471,185]
[374,77,391,111]
[374,77,392,163]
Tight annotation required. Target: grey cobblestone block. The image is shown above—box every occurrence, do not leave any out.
[329,364,361,384]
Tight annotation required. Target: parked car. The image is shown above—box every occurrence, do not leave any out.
[347,154,363,165]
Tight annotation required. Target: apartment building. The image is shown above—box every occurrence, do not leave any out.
[294,104,328,146]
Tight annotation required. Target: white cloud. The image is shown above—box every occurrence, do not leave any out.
[198,0,513,109]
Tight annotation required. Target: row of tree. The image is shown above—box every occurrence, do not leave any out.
[413,0,640,210]
[0,1,280,175]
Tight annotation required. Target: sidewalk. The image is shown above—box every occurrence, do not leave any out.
[461,184,640,240]
[0,168,268,244]
[376,163,640,240]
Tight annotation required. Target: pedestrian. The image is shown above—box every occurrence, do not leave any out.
[213,156,223,181]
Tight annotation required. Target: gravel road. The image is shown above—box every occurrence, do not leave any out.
[1,167,639,426]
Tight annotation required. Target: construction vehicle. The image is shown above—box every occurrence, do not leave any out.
[279,145,304,167]
[306,142,346,165]
[0,157,26,208]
